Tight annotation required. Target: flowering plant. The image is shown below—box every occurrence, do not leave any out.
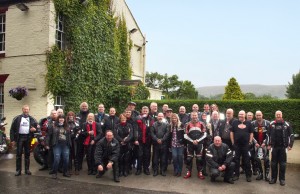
[8,86,28,100]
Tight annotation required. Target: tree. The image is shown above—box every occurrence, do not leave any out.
[145,72,164,89]
[145,72,198,99]
[222,77,245,100]
[286,70,300,99]
[160,74,181,95]
[170,80,198,99]
[244,92,278,100]
[244,92,257,100]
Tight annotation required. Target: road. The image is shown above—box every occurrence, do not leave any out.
[1,140,300,194]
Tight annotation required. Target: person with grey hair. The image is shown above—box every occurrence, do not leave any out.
[219,108,236,150]
[82,113,102,175]
[75,102,90,172]
[57,108,64,116]
[135,106,154,175]
[149,102,158,121]
[151,112,169,176]
[10,105,38,176]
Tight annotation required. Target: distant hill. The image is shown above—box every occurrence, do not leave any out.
[197,85,287,99]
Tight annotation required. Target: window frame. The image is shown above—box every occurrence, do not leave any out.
[54,96,64,110]
[0,12,6,55]
[0,83,4,119]
[55,13,65,50]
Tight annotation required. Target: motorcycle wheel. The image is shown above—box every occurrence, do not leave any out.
[33,145,45,166]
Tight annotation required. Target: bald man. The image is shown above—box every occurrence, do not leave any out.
[230,110,254,182]
[251,111,270,181]
[10,105,38,176]
[206,136,235,184]
[268,111,294,186]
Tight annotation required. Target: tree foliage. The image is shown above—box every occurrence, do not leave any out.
[45,0,133,112]
[244,92,278,100]
[171,81,198,99]
[132,85,150,100]
[145,72,198,99]
[222,77,245,100]
[145,72,164,89]
[286,70,300,99]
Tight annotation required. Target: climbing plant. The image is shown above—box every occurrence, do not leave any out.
[46,0,133,112]
[115,15,132,80]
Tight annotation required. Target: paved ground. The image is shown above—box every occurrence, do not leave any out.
[0,140,299,194]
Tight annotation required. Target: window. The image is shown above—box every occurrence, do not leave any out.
[55,14,65,50]
[54,96,64,110]
[0,13,5,54]
[0,84,4,119]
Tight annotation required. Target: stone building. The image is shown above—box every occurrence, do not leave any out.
[0,0,147,133]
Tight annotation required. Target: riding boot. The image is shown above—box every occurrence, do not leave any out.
[265,168,270,181]
[256,172,263,180]
[124,163,129,177]
[15,157,22,176]
[119,164,123,177]
[25,159,31,175]
[113,163,120,182]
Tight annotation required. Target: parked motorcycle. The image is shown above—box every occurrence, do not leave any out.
[0,117,8,155]
[32,131,47,166]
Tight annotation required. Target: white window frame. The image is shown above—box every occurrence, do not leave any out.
[0,13,5,54]
[0,84,4,119]
[55,14,65,50]
[54,96,64,110]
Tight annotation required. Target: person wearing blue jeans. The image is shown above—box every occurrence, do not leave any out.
[170,113,185,177]
[46,114,72,179]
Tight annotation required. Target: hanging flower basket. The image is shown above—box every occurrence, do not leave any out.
[9,86,28,101]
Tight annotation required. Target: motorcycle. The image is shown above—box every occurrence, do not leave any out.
[32,131,47,166]
[30,118,48,166]
[0,117,8,155]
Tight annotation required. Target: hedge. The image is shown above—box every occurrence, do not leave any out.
[135,100,300,134]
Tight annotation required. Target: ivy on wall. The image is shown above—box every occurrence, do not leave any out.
[115,15,132,80]
[46,0,136,112]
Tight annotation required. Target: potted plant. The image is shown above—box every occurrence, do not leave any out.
[9,86,28,100]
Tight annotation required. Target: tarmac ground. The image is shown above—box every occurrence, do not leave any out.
[0,140,299,194]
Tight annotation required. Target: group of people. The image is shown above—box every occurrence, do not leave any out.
[9,102,294,186]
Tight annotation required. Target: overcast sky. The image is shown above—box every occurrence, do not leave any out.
[126,0,300,87]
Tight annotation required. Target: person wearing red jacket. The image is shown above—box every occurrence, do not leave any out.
[82,113,102,175]
[135,106,154,175]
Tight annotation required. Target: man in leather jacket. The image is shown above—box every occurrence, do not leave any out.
[206,136,235,184]
[95,130,120,182]
[251,111,270,181]
[183,112,207,179]
[102,107,120,134]
[151,113,169,176]
[135,106,154,175]
[268,110,294,186]
[10,105,37,176]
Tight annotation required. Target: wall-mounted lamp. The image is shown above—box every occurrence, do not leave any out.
[129,28,138,34]
[137,47,142,51]
[16,3,29,11]
[142,41,148,46]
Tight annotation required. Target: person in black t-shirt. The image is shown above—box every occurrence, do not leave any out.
[230,110,254,182]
